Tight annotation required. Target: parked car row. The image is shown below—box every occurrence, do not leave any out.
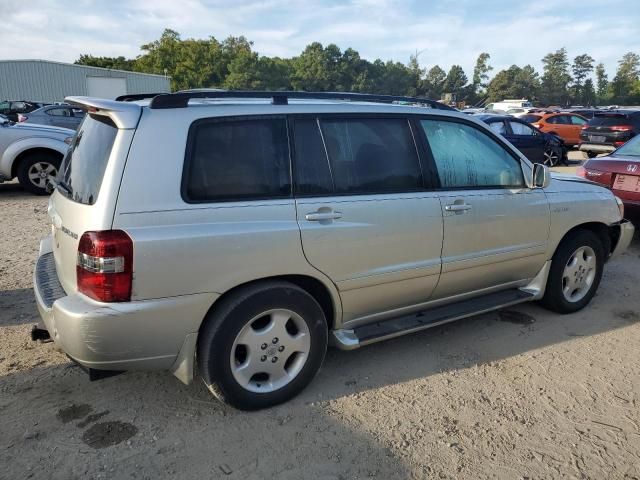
[0,100,85,129]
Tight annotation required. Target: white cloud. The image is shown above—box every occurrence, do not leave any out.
[0,0,637,81]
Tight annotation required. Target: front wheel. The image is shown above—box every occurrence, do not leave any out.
[197,281,328,410]
[540,230,605,314]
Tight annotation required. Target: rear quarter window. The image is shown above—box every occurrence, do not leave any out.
[59,114,118,205]
[183,117,291,202]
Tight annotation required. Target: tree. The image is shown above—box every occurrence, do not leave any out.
[571,54,595,104]
[471,52,492,102]
[486,65,540,102]
[407,54,425,96]
[611,52,640,104]
[595,62,609,104]
[443,65,468,100]
[582,78,597,106]
[540,48,572,105]
[423,65,446,99]
[75,55,135,71]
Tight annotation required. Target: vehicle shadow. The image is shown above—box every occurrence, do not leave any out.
[0,180,32,197]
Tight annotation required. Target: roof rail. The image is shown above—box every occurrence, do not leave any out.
[115,93,166,102]
[147,90,454,110]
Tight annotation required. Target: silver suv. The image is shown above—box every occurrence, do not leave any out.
[33,91,634,410]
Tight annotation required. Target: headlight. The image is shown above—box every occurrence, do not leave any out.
[615,196,624,219]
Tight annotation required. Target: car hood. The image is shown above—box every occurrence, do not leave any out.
[547,171,611,193]
[6,122,74,136]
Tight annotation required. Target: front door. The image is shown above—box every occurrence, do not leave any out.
[419,118,550,299]
[292,116,444,324]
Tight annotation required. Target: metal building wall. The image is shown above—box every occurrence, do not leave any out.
[0,60,170,102]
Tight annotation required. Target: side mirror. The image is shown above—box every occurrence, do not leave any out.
[532,163,550,188]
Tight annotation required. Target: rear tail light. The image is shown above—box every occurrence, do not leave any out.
[576,166,586,177]
[610,125,633,131]
[615,141,626,146]
[77,230,133,302]
[532,123,541,129]
[18,114,27,122]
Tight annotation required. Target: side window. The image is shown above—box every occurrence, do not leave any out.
[509,121,536,136]
[421,119,524,189]
[319,118,422,194]
[292,119,333,195]
[183,117,290,202]
[488,121,507,135]
[0,101,9,114]
[570,115,586,125]
[11,102,27,113]
[548,115,569,125]
[46,108,68,117]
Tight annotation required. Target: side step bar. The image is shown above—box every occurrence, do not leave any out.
[332,289,534,350]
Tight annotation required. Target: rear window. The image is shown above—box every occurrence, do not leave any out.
[589,114,630,126]
[521,114,541,123]
[183,117,290,202]
[58,114,117,205]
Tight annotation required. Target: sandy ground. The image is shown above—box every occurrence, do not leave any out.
[1,153,639,479]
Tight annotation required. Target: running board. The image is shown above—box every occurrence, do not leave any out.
[332,289,534,350]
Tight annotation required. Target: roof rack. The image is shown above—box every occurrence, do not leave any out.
[146,90,454,110]
[115,93,166,102]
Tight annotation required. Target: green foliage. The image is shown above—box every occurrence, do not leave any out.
[540,48,572,105]
[74,30,640,106]
[486,65,540,102]
[74,55,135,71]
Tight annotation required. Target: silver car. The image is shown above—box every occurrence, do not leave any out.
[20,105,85,130]
[0,117,74,194]
[33,91,634,410]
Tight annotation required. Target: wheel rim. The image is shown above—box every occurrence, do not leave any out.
[27,162,57,189]
[230,309,311,393]
[562,246,597,303]
[543,149,558,166]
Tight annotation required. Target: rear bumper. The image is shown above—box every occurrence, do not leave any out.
[579,143,616,154]
[33,236,216,374]
[610,220,635,260]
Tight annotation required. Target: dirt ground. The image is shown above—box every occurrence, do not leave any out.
[1,158,640,479]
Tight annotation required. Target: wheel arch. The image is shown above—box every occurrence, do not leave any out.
[555,222,614,257]
[199,274,340,336]
[10,146,65,179]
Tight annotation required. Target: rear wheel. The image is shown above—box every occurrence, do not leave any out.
[198,281,328,410]
[540,230,605,314]
[16,152,60,195]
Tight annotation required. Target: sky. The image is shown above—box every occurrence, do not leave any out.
[1,0,639,78]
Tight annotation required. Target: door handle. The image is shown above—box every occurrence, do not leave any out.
[305,211,342,221]
[444,204,472,212]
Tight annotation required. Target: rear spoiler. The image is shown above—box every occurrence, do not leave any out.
[64,96,142,129]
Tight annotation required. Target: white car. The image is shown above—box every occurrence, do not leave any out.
[0,117,73,194]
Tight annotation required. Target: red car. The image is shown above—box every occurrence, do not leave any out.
[578,134,640,219]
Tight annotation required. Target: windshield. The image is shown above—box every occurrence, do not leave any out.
[58,114,118,204]
[613,135,640,157]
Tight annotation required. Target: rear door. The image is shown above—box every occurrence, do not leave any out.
[293,116,443,324]
[419,117,550,299]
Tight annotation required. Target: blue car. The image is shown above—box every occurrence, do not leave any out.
[474,114,568,166]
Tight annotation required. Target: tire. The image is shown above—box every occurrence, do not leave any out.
[540,230,605,314]
[16,152,61,195]
[197,281,328,410]
[543,146,561,167]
